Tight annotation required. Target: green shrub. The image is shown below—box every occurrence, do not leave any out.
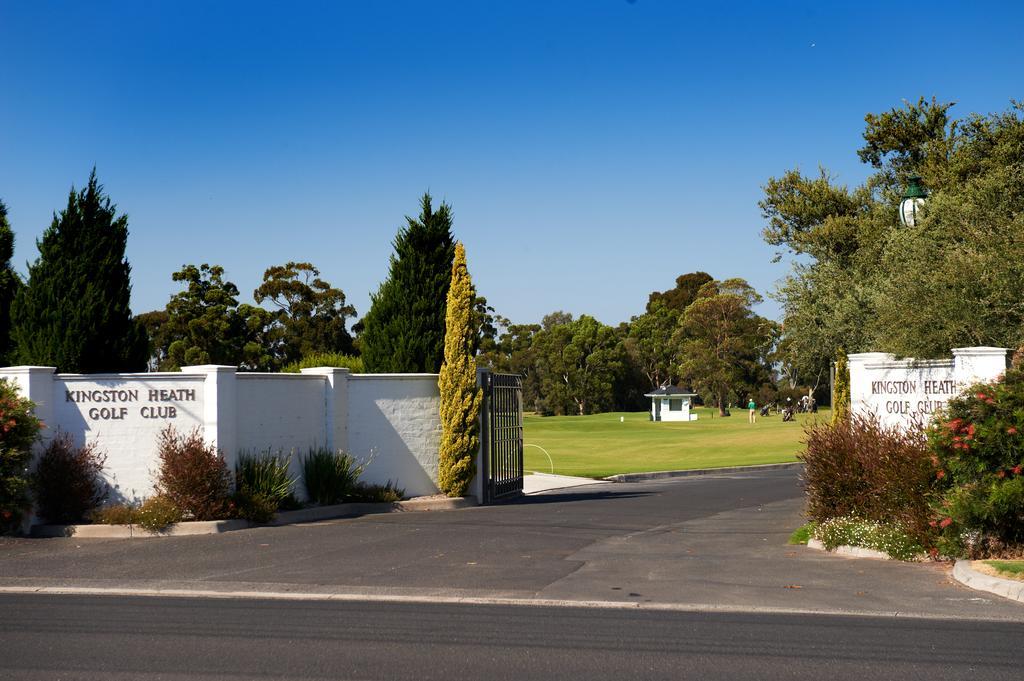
[351,480,405,503]
[0,379,43,534]
[281,353,363,374]
[231,490,278,523]
[235,450,296,513]
[801,413,935,545]
[788,522,816,545]
[136,494,182,533]
[929,367,1024,557]
[301,448,363,505]
[89,503,138,525]
[815,516,925,561]
[154,426,231,521]
[31,433,107,524]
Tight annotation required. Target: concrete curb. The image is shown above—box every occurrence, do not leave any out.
[806,538,893,560]
[953,560,1024,603]
[604,461,803,483]
[30,496,477,539]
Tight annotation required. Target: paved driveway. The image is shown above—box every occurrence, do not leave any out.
[1,469,1021,620]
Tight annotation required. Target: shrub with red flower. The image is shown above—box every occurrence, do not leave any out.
[0,379,44,534]
[929,364,1024,557]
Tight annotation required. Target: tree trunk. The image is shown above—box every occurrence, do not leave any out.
[718,391,728,417]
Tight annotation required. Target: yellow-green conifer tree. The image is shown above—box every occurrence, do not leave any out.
[832,349,850,424]
[437,242,481,496]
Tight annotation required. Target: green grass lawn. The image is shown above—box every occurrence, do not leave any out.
[983,560,1024,581]
[524,407,827,478]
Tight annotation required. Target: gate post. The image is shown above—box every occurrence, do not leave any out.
[476,367,492,504]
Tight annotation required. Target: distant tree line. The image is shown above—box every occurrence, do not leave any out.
[0,176,782,417]
[476,272,779,416]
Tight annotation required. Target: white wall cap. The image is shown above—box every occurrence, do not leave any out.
[0,366,57,373]
[180,365,238,373]
[300,367,353,375]
[58,373,207,381]
[348,373,440,380]
[863,358,954,370]
[237,372,326,380]
[846,352,893,364]
[951,347,1010,356]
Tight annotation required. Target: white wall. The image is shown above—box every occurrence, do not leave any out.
[0,367,208,504]
[347,374,442,498]
[849,347,1008,430]
[236,375,328,453]
[0,365,449,506]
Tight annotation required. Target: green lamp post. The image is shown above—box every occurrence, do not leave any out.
[899,175,928,227]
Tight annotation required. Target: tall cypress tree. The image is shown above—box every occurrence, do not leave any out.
[438,242,481,496]
[360,193,456,373]
[0,200,22,365]
[11,170,147,372]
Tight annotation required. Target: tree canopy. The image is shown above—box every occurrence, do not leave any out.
[151,264,273,370]
[646,271,713,313]
[532,313,625,416]
[11,170,147,372]
[0,200,22,365]
[676,279,776,415]
[359,193,456,373]
[762,98,1024,384]
[253,262,356,366]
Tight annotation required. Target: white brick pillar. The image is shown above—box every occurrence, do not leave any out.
[952,347,1009,386]
[0,366,57,530]
[846,352,892,416]
[0,366,57,449]
[300,367,350,452]
[181,365,238,469]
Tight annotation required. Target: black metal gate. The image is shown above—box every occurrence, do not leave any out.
[478,370,524,503]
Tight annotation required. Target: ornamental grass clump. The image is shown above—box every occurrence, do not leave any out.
[928,366,1024,558]
[301,447,363,505]
[0,379,43,534]
[154,426,231,521]
[31,433,107,524]
[234,450,296,521]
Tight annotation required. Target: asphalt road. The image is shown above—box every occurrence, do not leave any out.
[2,469,1022,619]
[2,594,1023,681]
[3,470,1023,679]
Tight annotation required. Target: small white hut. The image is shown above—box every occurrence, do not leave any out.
[645,386,699,422]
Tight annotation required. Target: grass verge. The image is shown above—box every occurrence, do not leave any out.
[982,560,1024,581]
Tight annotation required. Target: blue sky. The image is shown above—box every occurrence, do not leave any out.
[1,1,1021,327]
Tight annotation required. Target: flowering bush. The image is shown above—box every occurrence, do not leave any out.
[928,366,1024,557]
[0,379,43,534]
[136,494,183,533]
[814,516,925,561]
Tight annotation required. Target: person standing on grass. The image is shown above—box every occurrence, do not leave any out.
[748,396,756,423]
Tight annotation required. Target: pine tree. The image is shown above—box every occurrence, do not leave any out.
[0,200,22,365]
[832,349,850,424]
[437,243,481,496]
[360,193,456,373]
[11,170,147,372]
